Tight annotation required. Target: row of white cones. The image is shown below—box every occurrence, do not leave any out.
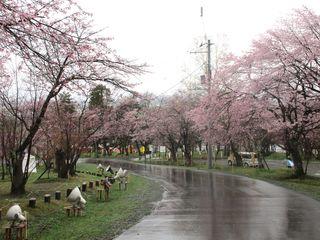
[6,165,128,225]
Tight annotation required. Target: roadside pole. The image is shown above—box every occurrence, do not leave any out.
[191,39,214,169]
[207,39,213,169]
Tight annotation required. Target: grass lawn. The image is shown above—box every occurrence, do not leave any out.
[0,163,162,240]
[265,152,286,160]
[80,152,140,160]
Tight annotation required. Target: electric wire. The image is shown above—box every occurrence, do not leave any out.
[143,62,205,103]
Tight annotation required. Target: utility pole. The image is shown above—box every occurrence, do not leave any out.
[190,6,213,169]
[190,39,213,169]
[207,39,213,169]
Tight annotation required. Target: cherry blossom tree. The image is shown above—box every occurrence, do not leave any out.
[148,104,181,162]
[241,7,320,176]
[36,93,102,178]
[102,96,141,155]
[0,0,141,194]
[192,7,320,176]
[144,92,199,165]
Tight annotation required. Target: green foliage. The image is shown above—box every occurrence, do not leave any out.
[59,92,76,113]
[89,85,111,109]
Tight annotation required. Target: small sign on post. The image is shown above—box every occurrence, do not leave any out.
[200,75,206,85]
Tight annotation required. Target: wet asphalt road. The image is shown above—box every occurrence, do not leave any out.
[88,160,320,240]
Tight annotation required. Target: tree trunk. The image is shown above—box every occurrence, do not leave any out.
[68,152,80,176]
[215,144,221,161]
[184,148,192,166]
[69,160,77,176]
[1,157,5,180]
[143,143,149,154]
[316,148,320,161]
[303,141,312,175]
[55,149,69,178]
[183,141,192,166]
[106,146,112,156]
[136,141,142,156]
[230,141,242,166]
[289,144,304,177]
[224,145,229,157]
[169,148,177,162]
[94,141,99,158]
[285,135,305,178]
[10,153,26,195]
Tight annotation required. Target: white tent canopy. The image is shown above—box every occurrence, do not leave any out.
[22,154,37,173]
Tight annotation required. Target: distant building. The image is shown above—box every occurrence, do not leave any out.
[270,145,286,153]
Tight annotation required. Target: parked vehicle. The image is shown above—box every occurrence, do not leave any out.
[227,152,259,167]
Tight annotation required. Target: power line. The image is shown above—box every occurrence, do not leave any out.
[150,63,205,102]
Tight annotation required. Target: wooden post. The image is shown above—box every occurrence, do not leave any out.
[104,188,109,200]
[125,181,128,191]
[96,189,103,201]
[95,180,100,187]
[89,181,94,189]
[29,198,36,208]
[0,208,2,220]
[55,191,61,200]
[64,206,71,217]
[82,182,87,192]
[44,194,51,203]
[24,211,28,240]
[76,207,82,216]
[17,224,25,240]
[4,227,11,240]
[66,188,72,197]
[119,181,122,190]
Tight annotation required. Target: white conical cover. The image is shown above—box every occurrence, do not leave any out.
[115,168,128,179]
[67,187,86,205]
[97,163,103,169]
[6,204,26,221]
[123,170,129,177]
[106,165,111,172]
[115,167,123,179]
[79,195,86,205]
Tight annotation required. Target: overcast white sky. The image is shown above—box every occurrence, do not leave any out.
[78,0,320,95]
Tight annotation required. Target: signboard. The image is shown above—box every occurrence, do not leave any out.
[140,146,145,154]
[159,146,166,153]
